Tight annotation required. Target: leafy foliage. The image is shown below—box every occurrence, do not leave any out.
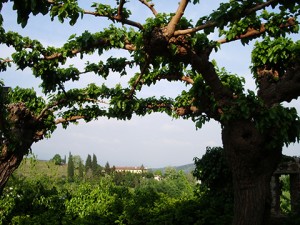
[0,161,199,225]
[51,154,63,165]
[193,147,233,225]
[1,1,300,146]
[67,153,74,181]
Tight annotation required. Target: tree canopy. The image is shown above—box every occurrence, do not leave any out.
[1,1,299,138]
[1,1,300,225]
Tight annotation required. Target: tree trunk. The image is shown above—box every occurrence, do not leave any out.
[222,120,282,225]
[0,103,41,193]
[0,145,29,193]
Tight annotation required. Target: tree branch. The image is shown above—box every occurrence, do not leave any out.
[244,0,278,14]
[84,10,143,29]
[165,0,189,38]
[55,115,85,125]
[116,0,126,20]
[47,0,143,29]
[157,74,194,85]
[174,21,216,36]
[217,17,296,44]
[37,98,107,121]
[189,50,232,101]
[174,0,279,36]
[0,59,13,63]
[139,0,158,16]
[127,56,151,98]
[258,61,300,106]
[42,38,136,60]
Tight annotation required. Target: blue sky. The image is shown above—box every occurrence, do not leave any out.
[1,1,299,168]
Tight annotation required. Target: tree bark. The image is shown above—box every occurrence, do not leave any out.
[0,103,41,193]
[0,145,30,193]
[222,120,282,225]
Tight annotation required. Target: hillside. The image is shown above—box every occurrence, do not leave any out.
[13,158,67,179]
[13,158,196,179]
[150,163,195,174]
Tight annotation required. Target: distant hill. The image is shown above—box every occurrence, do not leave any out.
[175,163,196,173]
[150,163,195,174]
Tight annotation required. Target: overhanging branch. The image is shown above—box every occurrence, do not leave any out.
[84,10,143,29]
[139,0,158,16]
[42,38,136,61]
[127,56,151,98]
[55,115,85,125]
[174,0,279,36]
[217,17,296,44]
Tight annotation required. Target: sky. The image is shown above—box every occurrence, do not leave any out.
[0,1,299,168]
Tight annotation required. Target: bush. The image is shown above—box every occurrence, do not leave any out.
[192,147,234,225]
[0,178,67,225]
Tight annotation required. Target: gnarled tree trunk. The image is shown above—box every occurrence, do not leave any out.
[0,144,30,193]
[222,120,282,225]
[0,103,42,193]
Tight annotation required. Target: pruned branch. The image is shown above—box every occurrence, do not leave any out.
[217,17,296,44]
[165,0,189,38]
[47,0,143,29]
[0,58,13,63]
[55,115,85,125]
[43,39,135,61]
[174,21,216,36]
[181,75,194,85]
[84,10,143,29]
[244,0,278,15]
[157,74,194,85]
[127,56,151,98]
[174,0,279,36]
[37,98,107,121]
[139,0,158,16]
[116,0,126,20]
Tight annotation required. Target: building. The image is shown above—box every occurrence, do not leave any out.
[114,166,147,174]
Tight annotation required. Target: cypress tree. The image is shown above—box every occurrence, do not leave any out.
[92,154,98,176]
[104,161,111,175]
[67,152,74,181]
[78,160,84,179]
[85,154,92,173]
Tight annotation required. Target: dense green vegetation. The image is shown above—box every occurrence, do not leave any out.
[1,147,299,225]
[1,157,200,225]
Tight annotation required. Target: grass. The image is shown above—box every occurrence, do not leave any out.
[14,157,68,180]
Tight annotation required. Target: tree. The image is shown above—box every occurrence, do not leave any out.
[51,154,62,165]
[193,147,233,225]
[104,162,111,175]
[91,153,99,177]
[67,152,74,181]
[85,154,92,173]
[1,1,300,224]
[72,155,82,169]
[78,159,84,179]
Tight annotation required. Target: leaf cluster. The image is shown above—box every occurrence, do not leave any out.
[193,146,233,225]
[10,0,51,28]
[251,37,300,80]
[91,2,131,22]
[256,105,300,148]
[8,87,56,135]
[50,0,83,25]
